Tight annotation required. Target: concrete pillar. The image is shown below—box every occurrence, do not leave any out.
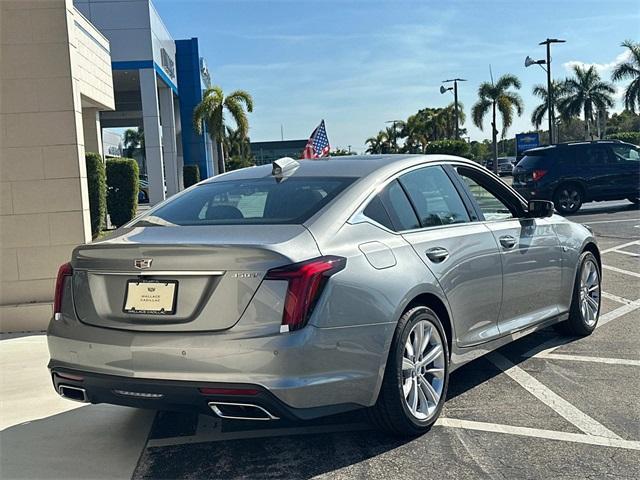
[82,108,103,157]
[139,69,165,205]
[159,86,179,196]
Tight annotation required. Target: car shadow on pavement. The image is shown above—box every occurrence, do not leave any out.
[0,405,154,480]
[131,327,583,479]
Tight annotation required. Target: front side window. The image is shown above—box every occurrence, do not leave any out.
[134,176,355,226]
[611,144,640,163]
[457,168,516,221]
[399,166,470,227]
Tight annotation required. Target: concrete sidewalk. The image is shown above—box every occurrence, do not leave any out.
[0,334,154,480]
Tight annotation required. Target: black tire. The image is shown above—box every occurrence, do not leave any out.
[627,196,640,205]
[368,306,450,436]
[554,184,583,215]
[555,251,601,336]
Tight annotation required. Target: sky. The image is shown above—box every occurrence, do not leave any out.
[155,0,640,152]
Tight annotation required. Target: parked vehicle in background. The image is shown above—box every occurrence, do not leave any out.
[485,157,516,176]
[512,140,640,214]
[48,155,601,437]
[138,178,149,204]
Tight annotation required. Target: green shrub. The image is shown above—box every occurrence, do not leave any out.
[424,139,470,157]
[183,164,200,188]
[106,157,139,228]
[606,131,640,146]
[85,152,106,238]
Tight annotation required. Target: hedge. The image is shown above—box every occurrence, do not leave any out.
[606,131,640,146]
[424,139,470,157]
[85,152,106,238]
[183,164,200,188]
[106,157,139,228]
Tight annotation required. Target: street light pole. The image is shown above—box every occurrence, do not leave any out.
[441,78,466,140]
[527,39,565,145]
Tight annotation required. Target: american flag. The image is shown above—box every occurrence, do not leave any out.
[301,120,330,159]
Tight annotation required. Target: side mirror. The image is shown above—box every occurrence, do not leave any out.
[527,200,554,218]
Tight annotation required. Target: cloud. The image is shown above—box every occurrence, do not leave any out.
[562,50,631,76]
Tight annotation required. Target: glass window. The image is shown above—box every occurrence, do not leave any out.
[133,177,355,226]
[399,166,470,227]
[457,169,515,221]
[363,195,394,230]
[381,180,421,231]
[584,146,610,166]
[611,144,640,163]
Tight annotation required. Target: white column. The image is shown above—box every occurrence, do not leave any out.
[82,108,103,157]
[139,69,165,205]
[174,97,184,191]
[159,86,179,196]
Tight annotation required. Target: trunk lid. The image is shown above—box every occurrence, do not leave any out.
[72,225,319,332]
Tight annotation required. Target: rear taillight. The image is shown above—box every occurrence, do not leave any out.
[265,256,346,332]
[532,169,547,181]
[54,262,73,320]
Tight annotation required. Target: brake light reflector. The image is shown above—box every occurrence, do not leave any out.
[265,256,346,332]
[54,262,73,320]
[532,169,547,181]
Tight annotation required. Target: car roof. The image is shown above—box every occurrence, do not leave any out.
[202,154,479,182]
[524,140,635,155]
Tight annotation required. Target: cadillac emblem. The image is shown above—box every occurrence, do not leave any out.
[134,258,153,270]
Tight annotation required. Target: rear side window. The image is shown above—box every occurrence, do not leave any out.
[362,195,394,230]
[399,166,470,227]
[517,153,550,169]
[135,177,355,226]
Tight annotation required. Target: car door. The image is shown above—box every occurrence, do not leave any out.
[582,144,617,200]
[609,143,640,198]
[397,165,504,347]
[453,165,563,334]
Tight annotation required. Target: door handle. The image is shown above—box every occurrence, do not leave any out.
[426,247,449,263]
[499,235,517,249]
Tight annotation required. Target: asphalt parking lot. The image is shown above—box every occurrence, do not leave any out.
[1,199,638,480]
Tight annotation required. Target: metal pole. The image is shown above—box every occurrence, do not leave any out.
[546,41,554,144]
[454,80,459,140]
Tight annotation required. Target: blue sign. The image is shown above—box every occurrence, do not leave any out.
[516,133,540,155]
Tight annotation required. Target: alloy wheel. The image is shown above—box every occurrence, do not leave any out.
[401,319,446,421]
[579,259,600,327]
[558,188,581,212]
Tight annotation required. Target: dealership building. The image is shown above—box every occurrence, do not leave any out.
[0,0,216,331]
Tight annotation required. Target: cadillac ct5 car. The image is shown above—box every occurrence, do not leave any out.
[48,155,602,436]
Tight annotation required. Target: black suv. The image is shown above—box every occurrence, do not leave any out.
[512,141,640,214]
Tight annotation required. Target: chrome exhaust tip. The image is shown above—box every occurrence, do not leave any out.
[208,401,279,421]
[58,385,89,403]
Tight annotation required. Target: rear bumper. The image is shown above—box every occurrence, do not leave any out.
[47,315,395,416]
[49,369,359,420]
[512,184,553,201]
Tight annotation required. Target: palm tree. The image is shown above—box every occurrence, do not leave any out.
[365,131,390,154]
[224,126,251,159]
[472,74,523,173]
[193,86,253,174]
[558,65,615,139]
[440,102,466,139]
[611,40,640,113]
[530,80,567,129]
[123,128,144,158]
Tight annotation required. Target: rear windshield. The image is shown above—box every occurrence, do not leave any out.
[517,154,550,169]
[134,176,356,226]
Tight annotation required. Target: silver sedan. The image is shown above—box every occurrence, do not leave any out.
[48,155,601,436]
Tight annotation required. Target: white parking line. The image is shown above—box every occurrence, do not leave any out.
[599,300,640,328]
[487,352,622,439]
[609,249,640,257]
[436,418,640,451]
[581,218,640,225]
[601,291,634,305]
[601,240,640,254]
[535,352,640,366]
[602,264,640,278]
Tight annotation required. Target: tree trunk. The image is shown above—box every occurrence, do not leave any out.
[492,102,498,174]
[218,141,226,175]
